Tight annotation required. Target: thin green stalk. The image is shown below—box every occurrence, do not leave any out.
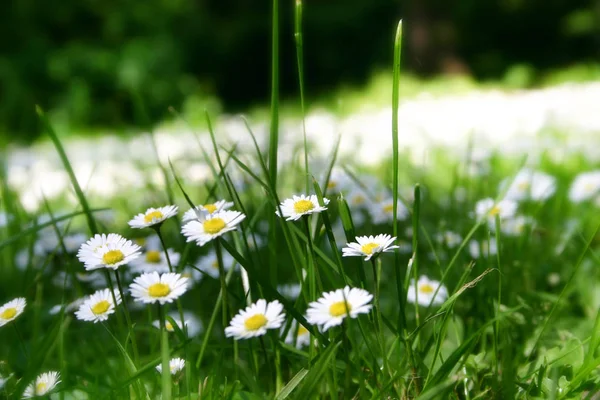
[114,270,140,364]
[494,215,502,379]
[268,0,280,187]
[411,185,421,351]
[391,20,406,334]
[214,238,229,328]
[303,216,317,302]
[12,322,29,359]
[294,0,310,193]
[371,257,389,375]
[158,304,172,400]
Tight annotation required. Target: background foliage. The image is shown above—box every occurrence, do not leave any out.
[1,0,598,140]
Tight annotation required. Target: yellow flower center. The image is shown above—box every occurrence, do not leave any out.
[36,382,47,394]
[360,242,379,255]
[383,204,394,213]
[211,261,219,270]
[91,300,110,315]
[584,183,595,192]
[329,301,351,317]
[166,321,174,331]
[297,325,309,336]
[244,314,268,331]
[293,199,314,214]
[517,181,530,191]
[352,195,365,205]
[488,206,501,216]
[144,210,164,223]
[419,284,435,294]
[148,283,171,298]
[135,238,147,246]
[203,218,226,234]
[203,204,217,213]
[146,250,162,263]
[0,307,17,320]
[102,249,125,265]
[327,181,337,190]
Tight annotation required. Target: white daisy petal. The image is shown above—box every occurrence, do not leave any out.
[225,299,285,340]
[181,210,246,247]
[129,272,189,305]
[23,371,61,398]
[407,276,448,306]
[182,200,234,222]
[0,297,26,327]
[342,234,399,261]
[77,233,142,271]
[306,286,372,331]
[75,288,121,323]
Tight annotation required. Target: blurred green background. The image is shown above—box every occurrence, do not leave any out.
[1,0,598,142]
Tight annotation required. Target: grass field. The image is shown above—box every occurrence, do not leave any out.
[2,17,600,400]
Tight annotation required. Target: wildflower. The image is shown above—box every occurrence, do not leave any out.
[130,248,180,274]
[77,233,141,271]
[194,249,236,279]
[407,276,448,306]
[468,240,498,259]
[474,198,517,227]
[435,231,463,248]
[129,272,189,305]
[501,169,556,201]
[369,197,410,224]
[342,234,399,261]
[322,168,352,194]
[152,311,202,337]
[75,289,121,323]
[0,298,26,327]
[285,321,311,348]
[182,200,234,222]
[181,210,246,246]
[306,286,372,331]
[156,358,185,375]
[569,171,600,202]
[501,215,533,236]
[276,194,329,221]
[49,298,85,316]
[225,299,285,340]
[23,371,60,398]
[128,205,178,229]
[277,283,302,300]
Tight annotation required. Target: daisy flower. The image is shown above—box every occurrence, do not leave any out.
[75,289,121,323]
[156,358,185,375]
[435,231,463,248]
[152,311,202,336]
[182,200,234,222]
[501,215,534,236]
[474,198,518,227]
[285,321,311,348]
[77,233,141,271]
[194,249,236,279]
[369,197,410,224]
[128,205,178,229]
[181,210,246,246]
[23,371,60,398]
[49,298,85,316]
[569,171,600,202]
[407,276,448,306]
[129,272,189,305]
[130,248,180,274]
[276,194,330,221]
[468,239,498,259]
[306,286,373,331]
[342,234,399,261]
[0,297,26,327]
[225,299,285,340]
[501,169,556,201]
[322,168,352,194]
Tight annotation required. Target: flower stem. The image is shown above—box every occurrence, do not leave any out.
[114,270,140,365]
[158,304,172,400]
[214,238,229,328]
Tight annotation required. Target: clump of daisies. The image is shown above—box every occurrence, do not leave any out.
[276,194,329,221]
[77,233,141,271]
[306,286,373,331]
[23,371,60,398]
[501,169,556,201]
[128,205,178,229]
[407,276,448,306]
[75,289,121,323]
[225,299,285,340]
[0,298,26,327]
[342,234,399,261]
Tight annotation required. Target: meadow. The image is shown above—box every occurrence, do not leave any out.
[2,18,600,400]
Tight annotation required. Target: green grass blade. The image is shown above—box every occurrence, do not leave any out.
[275,368,308,400]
